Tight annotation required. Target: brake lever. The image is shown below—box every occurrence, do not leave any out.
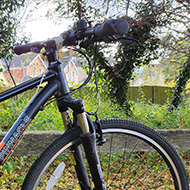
[79,35,140,49]
[117,37,140,46]
[102,36,139,46]
[79,37,93,48]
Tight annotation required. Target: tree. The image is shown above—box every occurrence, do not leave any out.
[162,40,190,85]
[50,0,170,113]
[0,0,27,86]
[168,52,190,111]
[49,0,190,113]
[156,0,190,110]
[0,0,29,59]
[0,0,46,86]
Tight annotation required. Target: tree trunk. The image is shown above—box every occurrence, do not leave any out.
[168,54,190,111]
[6,64,17,86]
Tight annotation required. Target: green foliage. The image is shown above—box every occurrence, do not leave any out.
[0,90,62,132]
[0,97,26,131]
[0,0,29,86]
[0,0,26,60]
[162,41,190,85]
[131,101,190,129]
[54,0,100,22]
[1,86,190,132]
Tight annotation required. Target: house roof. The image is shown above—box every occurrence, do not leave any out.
[1,49,80,73]
[2,53,38,69]
[1,52,70,70]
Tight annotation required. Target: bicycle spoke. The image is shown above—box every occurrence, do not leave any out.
[120,135,128,182]
[124,147,153,188]
[98,132,178,189]
[106,136,141,188]
[125,155,162,189]
[106,133,113,183]
[146,169,169,190]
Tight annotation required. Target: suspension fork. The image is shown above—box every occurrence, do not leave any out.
[61,110,91,190]
[79,117,106,190]
[58,96,106,190]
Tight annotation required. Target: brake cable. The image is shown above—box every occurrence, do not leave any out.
[41,46,94,109]
[86,42,101,116]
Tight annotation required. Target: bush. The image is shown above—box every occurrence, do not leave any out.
[0,90,63,132]
[1,86,190,132]
[130,101,190,129]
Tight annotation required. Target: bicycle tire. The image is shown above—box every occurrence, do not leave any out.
[21,119,189,190]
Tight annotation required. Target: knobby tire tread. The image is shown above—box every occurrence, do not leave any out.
[22,119,189,190]
[100,119,189,190]
[21,126,82,190]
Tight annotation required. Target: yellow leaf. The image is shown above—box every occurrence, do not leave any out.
[171,58,175,62]
[178,41,183,44]
[40,48,47,61]
[58,49,63,59]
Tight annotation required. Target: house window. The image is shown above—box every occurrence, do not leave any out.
[71,71,74,81]
[39,68,42,74]
[33,67,36,77]
[66,71,70,81]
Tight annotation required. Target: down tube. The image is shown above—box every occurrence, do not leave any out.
[0,81,60,165]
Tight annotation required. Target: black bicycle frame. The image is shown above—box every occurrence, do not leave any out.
[0,70,59,165]
[0,57,106,189]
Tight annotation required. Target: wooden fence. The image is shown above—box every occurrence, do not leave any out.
[0,129,190,156]
[127,85,173,104]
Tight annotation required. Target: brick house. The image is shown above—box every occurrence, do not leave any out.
[0,51,86,87]
[1,53,44,86]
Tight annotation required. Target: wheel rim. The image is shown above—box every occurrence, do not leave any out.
[32,128,182,189]
[100,128,181,190]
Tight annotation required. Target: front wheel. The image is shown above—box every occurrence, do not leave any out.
[22,119,189,189]
[99,119,189,189]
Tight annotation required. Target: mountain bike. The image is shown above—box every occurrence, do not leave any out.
[0,19,189,189]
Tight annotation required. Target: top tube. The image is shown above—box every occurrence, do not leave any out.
[0,70,57,103]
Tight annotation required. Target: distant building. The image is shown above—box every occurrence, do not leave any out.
[0,50,87,87]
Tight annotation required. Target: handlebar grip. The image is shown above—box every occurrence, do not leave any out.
[94,19,129,37]
[14,42,42,55]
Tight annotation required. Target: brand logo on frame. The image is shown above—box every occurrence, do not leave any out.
[0,115,32,162]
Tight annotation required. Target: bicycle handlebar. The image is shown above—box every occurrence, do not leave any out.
[94,19,129,37]
[14,41,42,55]
[14,19,129,55]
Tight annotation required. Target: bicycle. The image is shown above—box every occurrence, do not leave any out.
[0,19,189,189]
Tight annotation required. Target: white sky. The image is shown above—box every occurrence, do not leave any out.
[21,3,72,42]
[23,18,71,42]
